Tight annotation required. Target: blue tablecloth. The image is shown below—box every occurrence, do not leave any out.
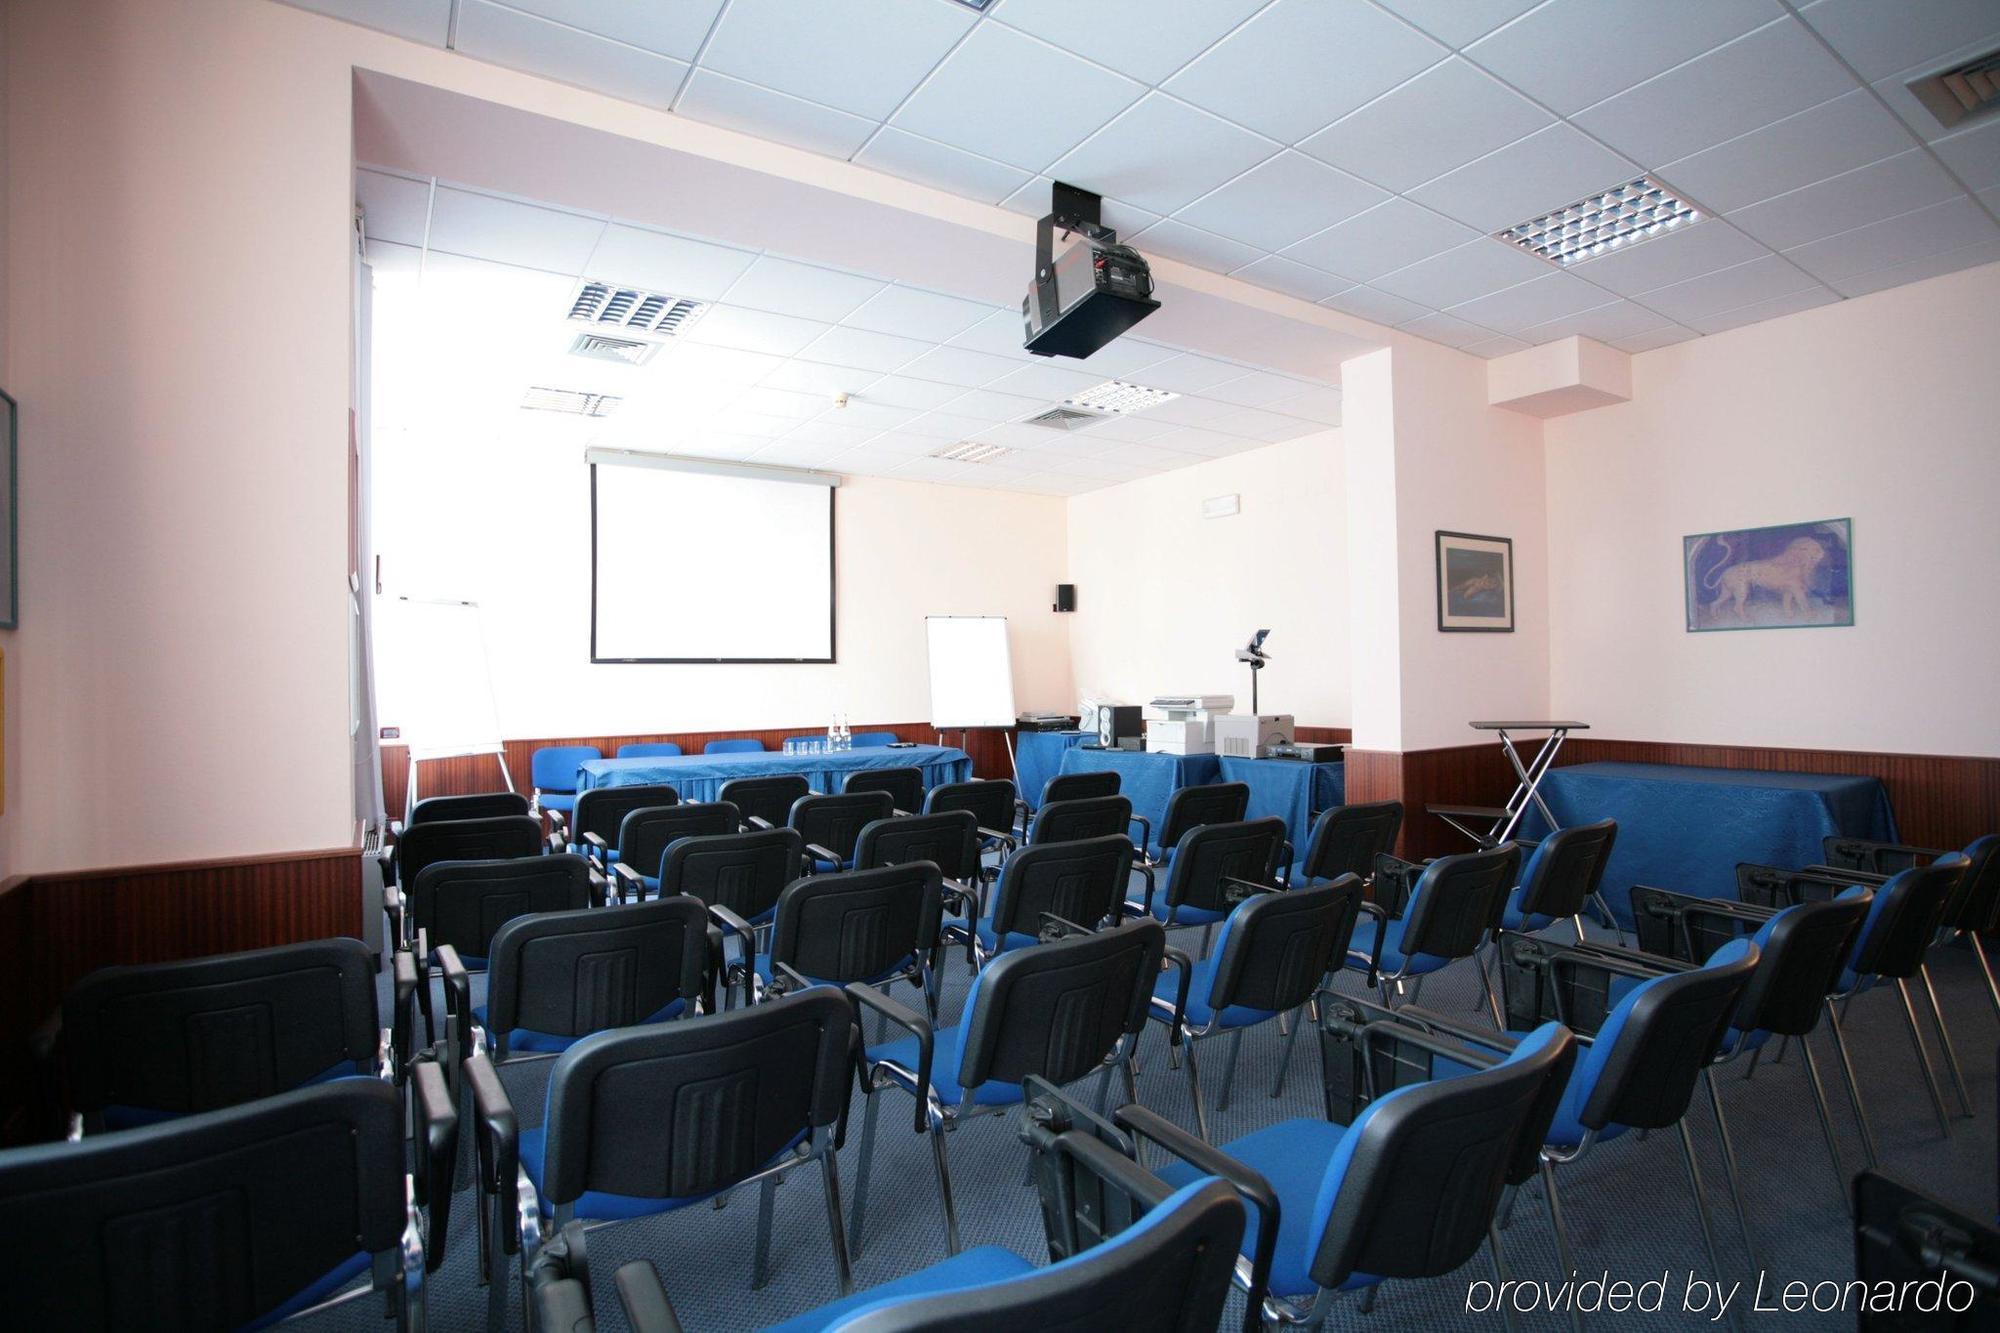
[1217,757,1345,858]
[1520,762,1898,927]
[1057,748,1223,852]
[576,745,973,804]
[1016,731,1094,809]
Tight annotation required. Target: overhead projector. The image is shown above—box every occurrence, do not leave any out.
[1023,181,1159,359]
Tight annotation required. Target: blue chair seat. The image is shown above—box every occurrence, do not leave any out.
[566,844,619,865]
[1130,895,1229,929]
[1156,1117,1367,1301]
[519,1124,801,1222]
[944,913,1036,959]
[869,1027,1023,1109]
[812,857,845,874]
[1148,957,1276,1032]
[1349,914,1453,978]
[243,1250,374,1331]
[763,1246,1034,1333]
[1499,882,1559,933]
[474,1000,686,1055]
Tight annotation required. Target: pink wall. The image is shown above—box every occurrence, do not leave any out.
[1544,262,2000,758]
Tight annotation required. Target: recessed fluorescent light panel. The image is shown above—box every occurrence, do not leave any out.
[1065,380,1179,415]
[930,440,1012,463]
[1497,176,1701,267]
[522,386,622,417]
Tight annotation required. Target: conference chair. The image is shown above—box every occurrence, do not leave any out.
[791,790,896,872]
[1026,793,1135,848]
[0,1075,455,1333]
[926,778,1019,851]
[389,812,542,893]
[854,809,983,892]
[58,937,388,1136]
[561,783,678,865]
[1147,874,1363,1140]
[705,737,767,755]
[849,731,900,748]
[405,853,594,1042]
[605,801,743,901]
[1820,833,2000,1020]
[725,773,812,831]
[468,987,857,1331]
[1345,844,1521,1021]
[724,863,945,1017]
[658,827,807,963]
[1499,818,1619,942]
[1287,799,1404,888]
[531,744,601,821]
[526,1086,1246,1333]
[842,764,924,814]
[1132,817,1288,952]
[407,791,530,825]
[1141,782,1250,865]
[1041,769,1120,805]
[1123,1019,1572,1330]
[617,741,683,759]
[847,916,1171,1258]
[941,833,1136,971]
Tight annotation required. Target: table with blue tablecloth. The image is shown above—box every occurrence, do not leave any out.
[1520,761,1898,928]
[576,745,974,804]
[1217,756,1345,859]
[1015,730,1093,809]
[1057,747,1221,852]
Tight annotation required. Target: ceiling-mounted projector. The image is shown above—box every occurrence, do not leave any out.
[1022,181,1159,359]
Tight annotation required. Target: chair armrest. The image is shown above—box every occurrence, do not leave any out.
[464,1049,522,1255]
[391,947,420,1079]
[1357,1020,1505,1085]
[805,842,843,867]
[410,1057,458,1272]
[706,903,755,939]
[580,832,610,865]
[1351,900,1390,983]
[615,1261,686,1333]
[1223,875,1279,905]
[745,815,774,832]
[1115,1104,1278,1333]
[977,827,1018,853]
[1802,863,1889,885]
[532,1277,596,1333]
[1159,946,1193,1046]
[767,961,814,998]
[938,877,979,917]
[848,982,934,1132]
[544,807,567,835]
[612,861,646,901]
[383,883,407,947]
[1129,813,1153,855]
[1368,1000,1521,1059]
[437,945,474,1082]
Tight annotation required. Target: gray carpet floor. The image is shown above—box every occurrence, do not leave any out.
[328,895,2000,1332]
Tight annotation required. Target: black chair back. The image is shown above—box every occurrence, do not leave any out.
[1300,801,1405,882]
[1031,794,1133,846]
[412,853,593,960]
[1043,770,1120,805]
[792,791,896,864]
[409,791,530,824]
[484,899,711,1056]
[1155,783,1250,857]
[1514,819,1618,921]
[570,785,679,849]
[959,920,1165,1092]
[616,802,742,880]
[1851,861,1963,981]
[768,864,944,988]
[1400,845,1522,962]
[855,810,982,883]
[1311,1023,1572,1290]
[1208,876,1362,1016]
[396,814,542,888]
[61,938,378,1123]
[1584,943,1760,1132]
[843,765,924,814]
[720,774,810,829]
[1732,895,1873,1038]
[990,835,1135,941]
[539,989,852,1211]
[1160,818,1287,918]
[1943,836,2000,932]
[659,828,804,922]
[925,779,1017,835]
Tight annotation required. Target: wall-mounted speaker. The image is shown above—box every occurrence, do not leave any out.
[1054,583,1076,613]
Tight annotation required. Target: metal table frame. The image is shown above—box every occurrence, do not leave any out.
[1431,720,1589,848]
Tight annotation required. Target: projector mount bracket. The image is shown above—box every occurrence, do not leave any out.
[1033,182,1117,330]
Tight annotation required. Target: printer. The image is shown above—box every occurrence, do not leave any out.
[1213,713,1296,758]
[1144,694,1233,755]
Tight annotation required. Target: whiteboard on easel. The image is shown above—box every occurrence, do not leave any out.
[379,597,506,761]
[925,616,1016,729]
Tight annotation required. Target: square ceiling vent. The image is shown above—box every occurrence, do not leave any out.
[569,332,661,366]
[568,281,707,337]
[1908,49,2000,131]
[1022,405,1110,431]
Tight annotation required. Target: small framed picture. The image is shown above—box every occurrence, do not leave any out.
[1436,530,1513,632]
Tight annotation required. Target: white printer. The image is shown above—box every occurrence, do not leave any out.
[1144,694,1234,755]
[1212,713,1296,758]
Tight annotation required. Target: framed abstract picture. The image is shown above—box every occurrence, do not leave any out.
[1684,518,1852,632]
[1435,530,1514,632]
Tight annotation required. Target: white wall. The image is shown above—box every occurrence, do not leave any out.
[1064,432,1349,726]
[1545,262,2000,757]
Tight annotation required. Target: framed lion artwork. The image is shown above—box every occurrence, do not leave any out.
[1684,518,1852,632]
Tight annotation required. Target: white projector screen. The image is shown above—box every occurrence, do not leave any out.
[926,616,1016,728]
[591,457,835,662]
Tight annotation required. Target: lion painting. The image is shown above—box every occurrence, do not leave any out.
[1684,520,1852,631]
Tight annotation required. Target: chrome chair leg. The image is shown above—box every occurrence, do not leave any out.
[1496,1181,1519,1232]
[1489,1224,1520,1333]
[1797,1037,1852,1215]
[846,1085,882,1258]
[929,1109,962,1255]
[1539,1160,1584,1333]
[1768,1036,1788,1066]
[1741,1047,1762,1082]
[1895,979,1952,1137]
[1824,999,1879,1170]
[1093,1060,1114,1115]
[1216,1029,1245,1113]
[1917,964,1973,1116]
[1970,934,2000,1021]
[1704,1070,1757,1272]
[820,1152,853,1296]
[751,1174,778,1290]
[1272,1007,1306,1098]
[1678,1121,1740,1331]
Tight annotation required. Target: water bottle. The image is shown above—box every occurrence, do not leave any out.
[836,711,851,751]
[826,716,837,754]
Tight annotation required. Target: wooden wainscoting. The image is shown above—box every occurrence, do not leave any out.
[0,845,363,1144]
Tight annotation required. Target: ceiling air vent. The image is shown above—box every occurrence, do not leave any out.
[1908,49,2000,131]
[931,440,1013,463]
[1023,406,1109,431]
[569,332,661,366]
[522,386,622,417]
[568,281,707,337]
